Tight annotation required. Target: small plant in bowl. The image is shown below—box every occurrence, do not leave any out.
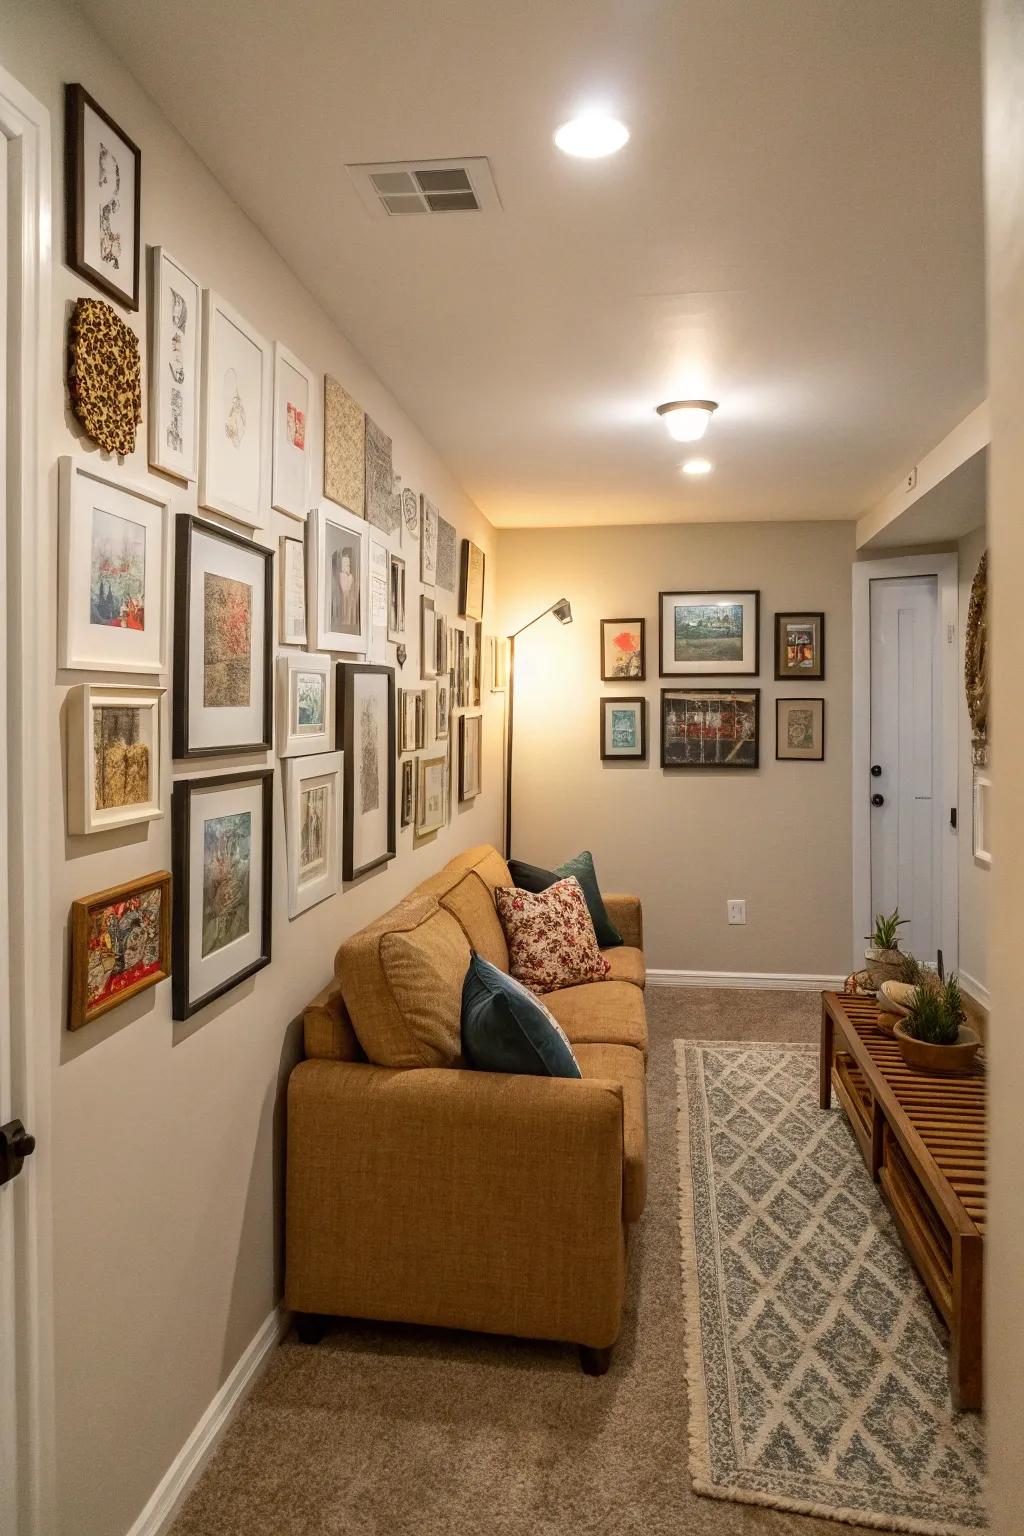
[864,908,910,987]
[894,975,980,1074]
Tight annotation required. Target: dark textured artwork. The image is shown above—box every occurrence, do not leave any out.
[203,572,252,707]
[360,695,380,813]
[364,414,400,535]
[662,689,758,768]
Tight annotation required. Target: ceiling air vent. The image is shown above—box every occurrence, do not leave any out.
[347,157,501,220]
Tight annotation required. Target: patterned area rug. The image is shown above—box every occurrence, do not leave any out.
[675,1039,987,1534]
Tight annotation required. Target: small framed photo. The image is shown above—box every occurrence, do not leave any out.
[659,591,759,677]
[661,688,760,769]
[272,342,314,521]
[459,538,485,620]
[420,496,438,586]
[278,534,307,645]
[199,290,270,530]
[388,553,406,640]
[172,515,273,759]
[66,684,164,834]
[64,84,141,310]
[601,618,645,681]
[459,713,483,801]
[58,456,170,674]
[400,757,414,828]
[277,653,334,756]
[336,663,396,879]
[600,696,646,761]
[306,502,368,653]
[420,594,436,678]
[69,870,171,1030]
[436,675,451,738]
[973,765,992,866]
[149,247,201,481]
[776,697,825,761]
[283,751,342,918]
[774,612,825,681]
[416,752,447,836]
[171,769,272,1020]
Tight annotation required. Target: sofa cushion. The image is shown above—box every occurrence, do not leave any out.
[601,946,646,989]
[461,954,581,1078]
[439,870,509,971]
[545,980,648,1056]
[304,983,366,1061]
[509,850,623,948]
[495,877,611,993]
[574,1043,647,1223]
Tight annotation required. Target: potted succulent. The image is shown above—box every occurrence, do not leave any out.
[864,908,909,988]
[894,975,981,1075]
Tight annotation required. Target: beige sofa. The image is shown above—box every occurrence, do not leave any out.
[285,844,647,1373]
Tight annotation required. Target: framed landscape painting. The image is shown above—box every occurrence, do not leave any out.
[69,870,171,1030]
[600,618,645,681]
[65,83,141,310]
[199,290,270,530]
[306,502,368,653]
[600,696,646,761]
[661,688,760,769]
[276,653,334,756]
[171,769,272,1019]
[66,683,164,834]
[283,751,342,918]
[336,663,396,879]
[774,611,825,681]
[776,697,825,760]
[271,342,314,521]
[659,591,759,676]
[149,247,200,481]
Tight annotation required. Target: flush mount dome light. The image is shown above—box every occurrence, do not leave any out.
[554,114,630,158]
[656,399,718,442]
[681,457,713,476]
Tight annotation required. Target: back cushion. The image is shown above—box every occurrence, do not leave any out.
[439,871,509,971]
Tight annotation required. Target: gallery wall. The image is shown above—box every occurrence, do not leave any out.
[0,2,501,1533]
[498,520,856,976]
[956,525,989,1003]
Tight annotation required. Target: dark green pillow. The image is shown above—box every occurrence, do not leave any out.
[461,953,582,1077]
[508,849,623,949]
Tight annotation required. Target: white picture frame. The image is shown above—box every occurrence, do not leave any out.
[199,289,270,530]
[283,751,343,919]
[279,535,307,646]
[973,766,993,867]
[416,752,447,837]
[420,593,437,679]
[66,684,164,834]
[306,503,369,654]
[149,247,201,483]
[271,341,315,521]
[276,653,334,757]
[388,552,406,641]
[368,536,389,664]
[58,456,170,674]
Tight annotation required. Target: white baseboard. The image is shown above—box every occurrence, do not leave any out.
[126,1305,290,1536]
[646,969,846,992]
[958,969,990,1011]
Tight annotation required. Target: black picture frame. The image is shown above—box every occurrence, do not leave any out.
[335,662,396,879]
[776,697,826,760]
[172,514,274,759]
[660,687,761,770]
[64,83,142,311]
[658,590,760,677]
[774,611,825,681]
[170,769,273,1020]
[600,618,646,682]
[600,696,647,760]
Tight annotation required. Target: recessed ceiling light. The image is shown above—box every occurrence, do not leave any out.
[681,458,713,476]
[656,399,719,442]
[554,114,630,159]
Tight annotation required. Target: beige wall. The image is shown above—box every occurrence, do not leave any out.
[957,525,989,1001]
[498,521,855,975]
[0,3,501,1533]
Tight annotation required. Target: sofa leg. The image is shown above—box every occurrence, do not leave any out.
[579,1344,613,1376]
[294,1311,329,1345]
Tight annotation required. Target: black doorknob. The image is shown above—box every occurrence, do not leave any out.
[0,1118,37,1188]
[871,793,885,807]
[871,764,882,777]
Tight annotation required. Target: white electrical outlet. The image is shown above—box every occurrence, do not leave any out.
[905,466,918,493]
[727,899,746,925]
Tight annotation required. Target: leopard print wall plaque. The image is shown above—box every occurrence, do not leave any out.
[964,549,989,766]
[67,296,143,457]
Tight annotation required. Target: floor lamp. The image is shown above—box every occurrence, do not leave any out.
[504,597,573,859]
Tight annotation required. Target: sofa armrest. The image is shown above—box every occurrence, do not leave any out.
[602,893,643,951]
[286,1059,627,1347]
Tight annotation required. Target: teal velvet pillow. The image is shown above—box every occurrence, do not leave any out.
[461,953,582,1078]
[508,849,623,949]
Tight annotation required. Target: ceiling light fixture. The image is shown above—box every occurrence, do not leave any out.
[681,458,713,476]
[554,113,630,159]
[656,399,718,442]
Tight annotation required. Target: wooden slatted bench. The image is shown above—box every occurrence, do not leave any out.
[820,990,985,1411]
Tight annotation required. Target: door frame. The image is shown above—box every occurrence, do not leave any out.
[0,63,56,1536]
[851,553,959,974]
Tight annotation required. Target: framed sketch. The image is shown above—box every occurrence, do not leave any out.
[661,688,760,769]
[171,769,273,1019]
[400,758,414,828]
[436,515,457,593]
[149,247,200,481]
[64,84,141,310]
[459,713,483,801]
[272,342,314,521]
[278,535,307,645]
[69,870,171,1030]
[368,537,389,664]
[774,611,825,681]
[776,697,824,760]
[336,663,396,879]
[420,496,439,586]
[420,594,436,678]
[601,618,645,681]
[58,455,170,674]
[323,375,365,513]
[364,414,399,534]
[459,539,485,620]
[306,503,368,653]
[66,684,164,834]
[283,751,342,918]
[277,653,334,756]
[401,486,419,547]
[436,675,450,738]
[659,591,760,677]
[199,290,270,529]
[172,515,273,758]
[600,696,647,761]
[398,688,420,754]
[973,765,992,867]
[388,553,406,640]
[416,752,447,837]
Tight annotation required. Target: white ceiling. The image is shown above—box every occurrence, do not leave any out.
[80,0,985,528]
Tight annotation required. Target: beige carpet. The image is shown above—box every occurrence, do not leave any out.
[171,987,883,1536]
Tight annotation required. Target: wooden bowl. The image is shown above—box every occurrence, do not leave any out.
[893,1020,981,1075]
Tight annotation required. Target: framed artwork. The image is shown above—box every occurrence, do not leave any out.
[600,696,647,761]
[64,83,141,310]
[368,537,389,664]
[436,674,450,738]
[416,752,447,837]
[388,553,406,641]
[774,611,825,681]
[459,713,483,801]
[420,496,439,586]
[401,486,419,547]
[171,769,273,1019]
[283,751,342,918]
[776,697,825,760]
[66,684,164,834]
[601,618,645,681]
[278,535,307,645]
[420,594,436,678]
[436,614,450,679]
[172,515,273,758]
[459,539,485,620]
[69,870,171,1030]
[277,653,334,756]
[973,765,992,866]
[436,515,457,593]
[58,455,170,674]
[199,290,270,529]
[323,375,365,513]
[364,414,399,535]
[661,688,760,769]
[336,663,396,879]
[398,688,420,754]
[659,591,760,676]
[149,247,200,482]
[272,342,314,521]
[400,758,414,828]
[488,635,509,692]
[471,621,483,707]
[306,503,368,653]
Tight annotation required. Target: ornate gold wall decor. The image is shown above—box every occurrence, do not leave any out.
[964,549,989,766]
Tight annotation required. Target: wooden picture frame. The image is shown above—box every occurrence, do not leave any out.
[149,247,201,482]
[600,618,646,682]
[66,683,164,833]
[776,696,825,760]
[658,590,760,677]
[69,870,171,1030]
[459,538,486,620]
[661,687,760,769]
[459,713,483,801]
[774,611,826,681]
[600,696,647,761]
[335,663,396,879]
[65,83,141,310]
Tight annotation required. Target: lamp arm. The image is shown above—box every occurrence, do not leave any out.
[508,600,564,641]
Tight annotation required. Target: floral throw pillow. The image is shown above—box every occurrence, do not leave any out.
[495,876,611,993]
